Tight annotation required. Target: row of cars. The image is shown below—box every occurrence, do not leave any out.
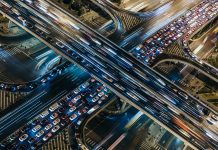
[181,0,218,74]
[0,0,73,93]
[1,0,141,105]
[132,0,218,65]
[0,61,69,92]
[0,78,113,150]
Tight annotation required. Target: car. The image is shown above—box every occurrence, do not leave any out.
[19,134,28,142]
[53,118,60,125]
[28,137,36,144]
[40,110,49,118]
[211,115,218,121]
[73,88,80,94]
[18,16,26,25]
[36,130,44,138]
[206,118,214,125]
[49,103,60,112]
[92,96,99,102]
[69,106,77,112]
[91,78,96,82]
[68,102,74,107]
[50,112,58,120]
[73,95,81,103]
[81,82,89,88]
[32,125,42,132]
[78,107,88,115]
[45,124,52,131]
[51,125,60,133]
[70,114,77,121]
[97,86,104,92]
[98,91,104,97]
[43,133,52,141]
[178,91,188,99]
[56,41,65,48]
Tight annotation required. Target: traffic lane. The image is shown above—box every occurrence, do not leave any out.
[64,27,207,122]
[0,65,89,141]
[135,99,217,149]
[13,0,216,135]
[56,42,218,149]
[2,0,217,148]
[28,0,218,139]
[0,66,87,139]
[100,114,149,149]
[18,0,213,116]
[1,78,114,150]
[14,0,218,128]
[121,0,202,48]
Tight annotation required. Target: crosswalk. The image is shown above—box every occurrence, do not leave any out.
[41,128,71,150]
[140,141,166,150]
[0,47,22,60]
[117,12,146,31]
[155,62,176,75]
[85,137,104,150]
[164,42,185,58]
[0,90,28,111]
[0,72,13,83]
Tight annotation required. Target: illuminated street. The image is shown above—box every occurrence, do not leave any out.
[0,0,217,150]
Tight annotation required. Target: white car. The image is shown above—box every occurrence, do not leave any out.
[81,82,89,88]
[211,115,218,121]
[40,110,49,118]
[45,124,52,131]
[19,134,28,142]
[36,130,44,138]
[98,91,104,97]
[73,95,81,102]
[73,88,80,94]
[32,125,42,132]
[53,118,60,125]
[49,103,60,112]
[70,114,77,121]
[18,16,26,25]
[43,133,52,141]
[69,106,77,112]
[56,41,64,48]
[50,112,58,120]
[92,96,99,102]
[52,125,60,133]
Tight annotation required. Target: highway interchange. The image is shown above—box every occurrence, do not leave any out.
[0,0,218,149]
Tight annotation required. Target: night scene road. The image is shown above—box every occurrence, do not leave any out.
[0,0,217,150]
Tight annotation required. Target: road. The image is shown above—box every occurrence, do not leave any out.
[190,24,217,59]
[0,65,89,141]
[120,0,202,48]
[0,0,218,149]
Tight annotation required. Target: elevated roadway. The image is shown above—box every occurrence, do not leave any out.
[0,0,218,149]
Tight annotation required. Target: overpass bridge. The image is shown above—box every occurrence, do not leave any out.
[0,0,218,149]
